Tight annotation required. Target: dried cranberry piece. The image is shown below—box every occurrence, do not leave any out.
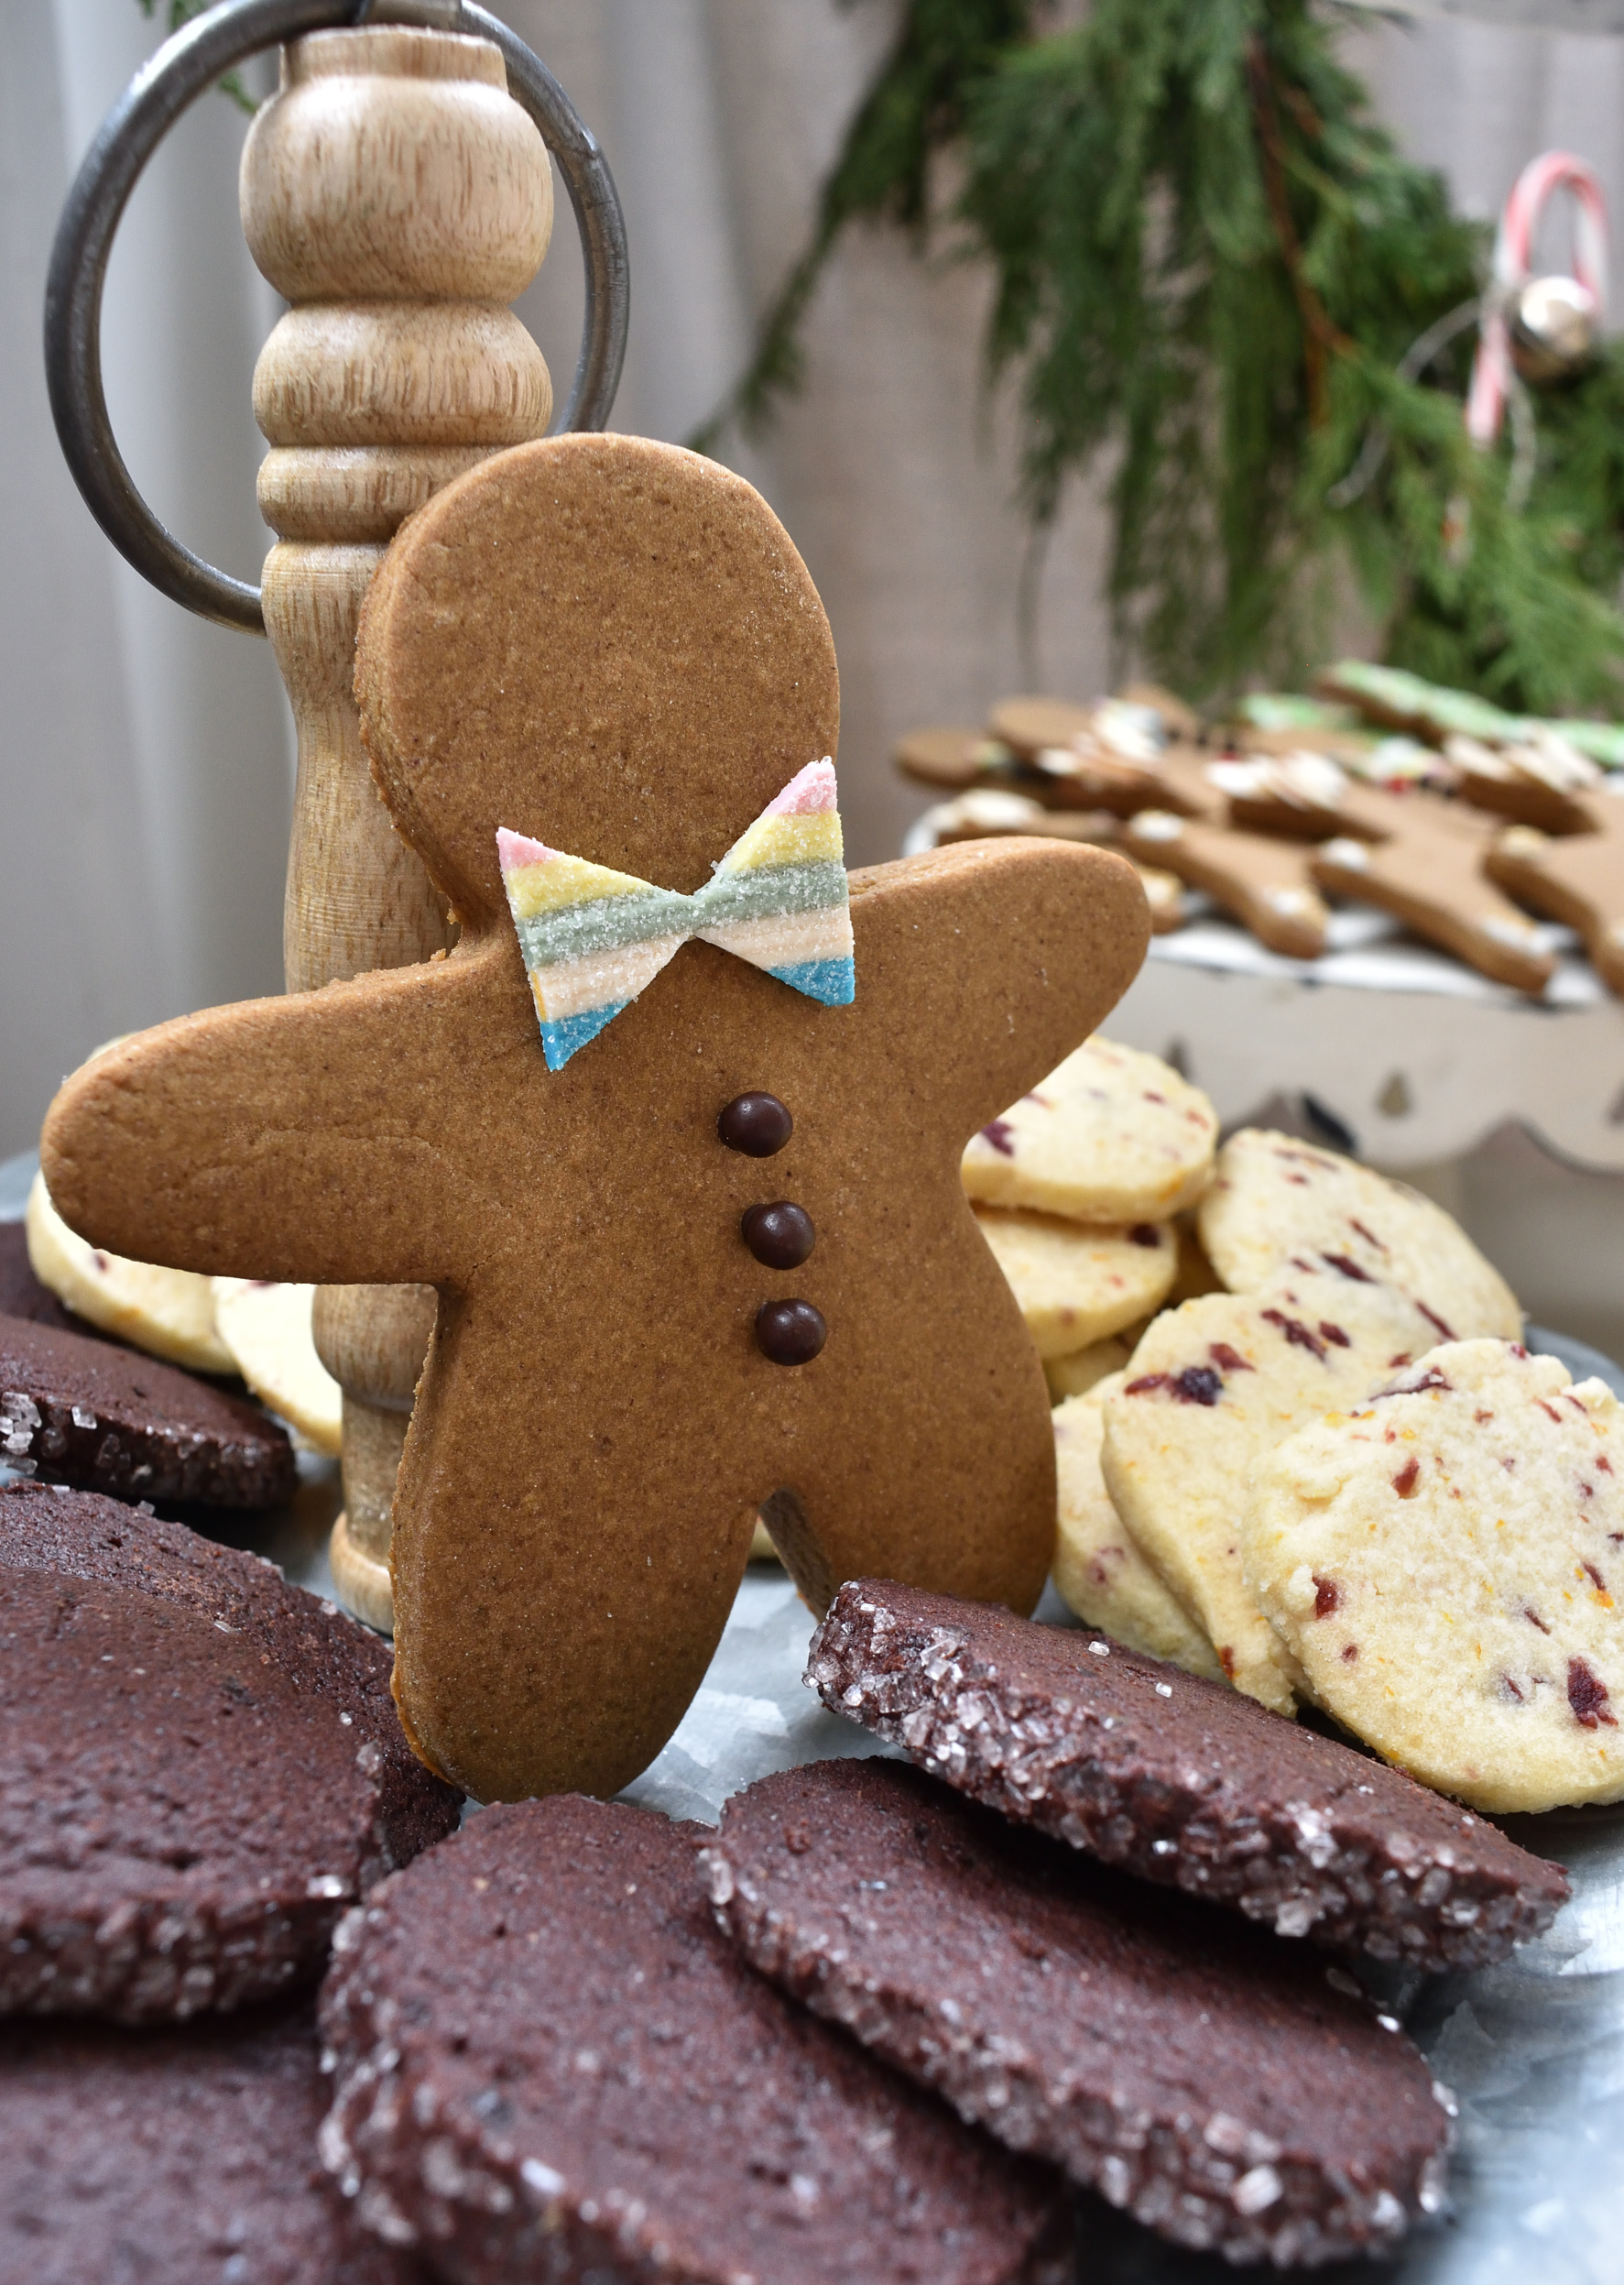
[1172,1366,1223,1406]
[1313,1575,1341,1617]
[1208,1342,1252,1373]
[1349,1219,1387,1252]
[1418,1303,1457,1342]
[1392,1457,1420,1497]
[1567,1657,1617,1729]
[1322,1253,1374,1284]
[1128,1224,1161,1248]
[1562,1663,1617,1727]
[979,1118,1017,1157]
[1125,1372,1171,1397]
[1318,1320,1351,1349]
[1260,1308,1324,1360]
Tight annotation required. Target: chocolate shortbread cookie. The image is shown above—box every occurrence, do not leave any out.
[0,1220,84,1336]
[321,1795,1071,2285]
[0,1486,459,2019]
[704,1760,1455,2265]
[0,2000,418,2283]
[0,1314,295,1508]
[807,1582,1569,1969]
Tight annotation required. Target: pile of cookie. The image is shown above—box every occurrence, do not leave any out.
[973,1035,1624,1818]
[899,668,1624,996]
[2,1477,1573,2280]
[21,1144,341,1456]
[0,1079,1597,2280]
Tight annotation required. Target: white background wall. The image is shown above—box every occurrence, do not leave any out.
[6,0,1624,1344]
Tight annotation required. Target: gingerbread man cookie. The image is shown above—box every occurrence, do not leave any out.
[42,436,1148,1805]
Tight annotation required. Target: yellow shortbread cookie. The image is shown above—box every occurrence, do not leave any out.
[1199,1130,1520,1341]
[1101,1263,1440,1715]
[1052,1377,1225,1679]
[26,1172,234,1375]
[212,1277,343,1456]
[962,1036,1217,1222]
[975,1209,1175,1358]
[1043,1335,1136,1403]
[1246,1339,1624,1812]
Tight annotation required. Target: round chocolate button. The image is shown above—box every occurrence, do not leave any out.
[717,1093,792,1156]
[741,1201,815,1270]
[755,1298,826,1366]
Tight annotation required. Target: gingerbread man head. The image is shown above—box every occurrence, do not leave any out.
[44,437,1149,1803]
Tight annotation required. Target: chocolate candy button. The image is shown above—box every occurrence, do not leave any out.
[718,1093,793,1156]
[741,1202,815,1270]
[755,1299,826,1366]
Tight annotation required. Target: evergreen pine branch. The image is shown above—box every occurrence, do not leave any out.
[702,0,1624,712]
[689,0,1036,452]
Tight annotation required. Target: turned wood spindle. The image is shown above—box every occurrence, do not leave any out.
[239,27,555,1626]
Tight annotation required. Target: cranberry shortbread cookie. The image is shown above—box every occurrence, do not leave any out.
[963,1037,1216,1223]
[1198,1131,1520,1342]
[1102,1264,1441,1713]
[1052,1377,1223,1678]
[1245,1339,1624,1811]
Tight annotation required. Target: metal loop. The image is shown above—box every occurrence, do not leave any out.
[43,0,629,634]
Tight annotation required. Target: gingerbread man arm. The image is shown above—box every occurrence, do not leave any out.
[40,947,514,1286]
[845,837,1151,1141]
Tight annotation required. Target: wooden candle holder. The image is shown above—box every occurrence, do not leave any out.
[240,25,554,1624]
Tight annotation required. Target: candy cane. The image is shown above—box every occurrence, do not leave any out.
[1465,151,1608,448]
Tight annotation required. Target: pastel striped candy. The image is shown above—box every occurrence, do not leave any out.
[497,759,855,1070]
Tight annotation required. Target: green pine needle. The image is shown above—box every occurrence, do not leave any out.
[696,0,1624,714]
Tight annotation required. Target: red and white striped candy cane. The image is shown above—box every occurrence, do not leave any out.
[1465,150,1608,448]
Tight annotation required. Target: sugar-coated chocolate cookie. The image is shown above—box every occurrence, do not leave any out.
[1246,1339,1624,1812]
[27,1168,234,1372]
[1198,1131,1520,1340]
[0,2001,417,2284]
[213,1275,343,1455]
[319,1794,1071,2285]
[0,1312,296,1509]
[962,1036,1216,1223]
[0,1484,459,2018]
[1052,1377,1224,1678]
[1101,1264,1442,1712]
[974,1208,1174,1356]
[43,435,1150,1804]
[0,1218,85,1336]
[807,1581,1569,1968]
[703,1760,1455,2265]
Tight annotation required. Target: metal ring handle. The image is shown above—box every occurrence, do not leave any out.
[43,0,629,634]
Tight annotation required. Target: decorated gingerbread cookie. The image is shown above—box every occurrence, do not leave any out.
[41,435,1149,1805]
[1487,793,1624,996]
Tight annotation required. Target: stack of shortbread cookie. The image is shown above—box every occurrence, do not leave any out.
[967,1055,1624,1809]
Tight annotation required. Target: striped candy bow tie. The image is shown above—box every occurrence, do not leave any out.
[497,758,856,1070]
